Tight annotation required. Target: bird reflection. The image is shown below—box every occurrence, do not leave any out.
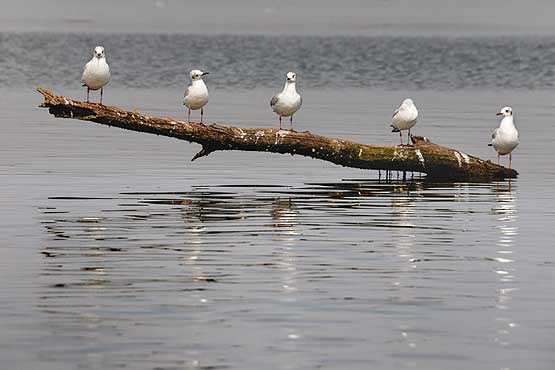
[270,197,300,294]
[389,184,419,295]
[390,183,420,257]
[491,180,519,348]
[269,196,302,347]
[271,197,298,229]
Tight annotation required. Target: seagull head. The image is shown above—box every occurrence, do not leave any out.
[94,46,105,59]
[402,98,414,107]
[496,106,513,117]
[286,72,297,83]
[191,69,210,81]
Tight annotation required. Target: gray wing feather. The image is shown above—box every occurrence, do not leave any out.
[491,128,498,140]
[390,109,401,131]
[183,86,192,104]
[81,61,89,85]
[487,128,498,146]
[270,94,279,108]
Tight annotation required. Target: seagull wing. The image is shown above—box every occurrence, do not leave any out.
[491,128,498,140]
[184,85,192,100]
[81,60,91,85]
[270,94,279,108]
[390,105,403,130]
[488,128,498,146]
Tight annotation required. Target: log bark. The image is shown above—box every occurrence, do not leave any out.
[37,88,517,181]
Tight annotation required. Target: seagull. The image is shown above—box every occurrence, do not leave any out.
[183,69,210,123]
[270,72,302,130]
[81,46,111,104]
[390,98,418,145]
[489,106,519,168]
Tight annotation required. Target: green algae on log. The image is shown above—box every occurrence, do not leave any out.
[37,88,517,181]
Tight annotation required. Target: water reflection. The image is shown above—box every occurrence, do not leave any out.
[390,183,419,257]
[491,181,519,349]
[37,180,521,369]
[269,197,299,293]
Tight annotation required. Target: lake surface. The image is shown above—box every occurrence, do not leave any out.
[1,33,555,369]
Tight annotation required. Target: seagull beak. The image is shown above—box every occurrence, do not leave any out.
[496,112,503,116]
[202,72,210,76]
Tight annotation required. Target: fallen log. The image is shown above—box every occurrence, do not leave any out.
[37,88,517,181]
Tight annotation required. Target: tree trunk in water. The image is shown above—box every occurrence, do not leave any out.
[37,88,517,181]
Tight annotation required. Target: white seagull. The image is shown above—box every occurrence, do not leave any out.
[390,98,418,145]
[183,69,210,123]
[81,46,111,104]
[489,106,519,168]
[270,72,302,130]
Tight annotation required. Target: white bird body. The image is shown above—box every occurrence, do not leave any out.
[489,106,519,168]
[183,69,210,122]
[81,47,110,91]
[391,98,418,132]
[271,72,302,130]
[390,98,418,144]
[491,107,519,155]
[184,79,209,110]
[271,82,302,117]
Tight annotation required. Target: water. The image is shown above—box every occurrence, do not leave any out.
[2,32,555,370]
[3,33,555,90]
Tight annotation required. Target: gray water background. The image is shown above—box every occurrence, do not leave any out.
[1,22,555,370]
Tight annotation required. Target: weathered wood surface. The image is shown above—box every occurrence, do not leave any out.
[37,88,517,181]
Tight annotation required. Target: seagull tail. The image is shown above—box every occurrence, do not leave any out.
[390,125,400,133]
[82,83,87,87]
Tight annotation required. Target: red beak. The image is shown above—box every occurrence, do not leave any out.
[496,112,503,116]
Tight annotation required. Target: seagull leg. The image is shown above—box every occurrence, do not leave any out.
[86,88,90,103]
[399,131,403,145]
[509,152,512,169]
[408,129,411,145]
[201,108,204,124]
[188,109,191,122]
[498,153,500,165]
[279,116,282,130]
[100,88,104,105]
[290,115,293,131]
